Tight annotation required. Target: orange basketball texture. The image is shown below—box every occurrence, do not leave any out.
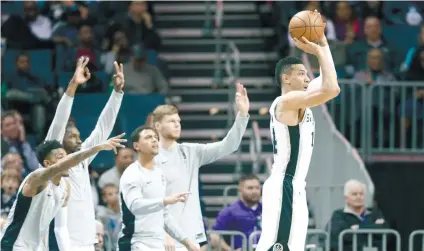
[289,11,325,42]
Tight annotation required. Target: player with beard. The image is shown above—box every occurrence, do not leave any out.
[48,59,125,251]
[152,83,250,251]
[118,126,199,251]
[0,134,127,251]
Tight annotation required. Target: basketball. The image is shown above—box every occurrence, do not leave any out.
[289,10,325,42]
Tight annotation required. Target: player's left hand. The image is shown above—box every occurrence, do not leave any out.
[235,82,249,116]
[113,61,125,92]
[187,242,200,251]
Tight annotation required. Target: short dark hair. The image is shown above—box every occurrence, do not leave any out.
[36,140,64,164]
[239,174,260,184]
[131,125,157,145]
[274,56,303,87]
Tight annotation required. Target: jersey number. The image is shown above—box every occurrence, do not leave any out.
[311,132,314,147]
[272,127,278,154]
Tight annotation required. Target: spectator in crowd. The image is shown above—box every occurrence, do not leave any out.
[118,0,161,50]
[101,30,131,75]
[333,1,364,44]
[23,0,53,40]
[96,184,121,251]
[95,220,105,251]
[74,24,101,70]
[328,179,389,251]
[98,147,135,189]
[1,111,38,173]
[359,1,384,20]
[1,168,21,216]
[123,44,168,95]
[51,6,85,46]
[1,2,72,49]
[210,175,262,251]
[347,16,395,73]
[3,53,49,141]
[1,153,24,177]
[354,48,396,84]
[401,24,424,73]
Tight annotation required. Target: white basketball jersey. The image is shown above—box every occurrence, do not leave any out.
[0,169,67,251]
[269,96,315,181]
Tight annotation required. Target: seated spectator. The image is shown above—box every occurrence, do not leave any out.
[3,53,49,140]
[96,184,121,251]
[101,30,131,75]
[359,1,384,20]
[332,1,364,44]
[354,48,395,84]
[1,168,21,216]
[52,6,85,47]
[1,111,38,173]
[117,0,161,50]
[1,153,24,177]
[1,2,71,49]
[98,147,135,189]
[123,44,168,94]
[95,220,105,251]
[328,179,389,251]
[210,175,262,251]
[347,16,396,73]
[23,0,53,40]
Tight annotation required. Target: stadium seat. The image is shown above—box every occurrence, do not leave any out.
[147,50,158,65]
[383,24,421,57]
[2,49,53,75]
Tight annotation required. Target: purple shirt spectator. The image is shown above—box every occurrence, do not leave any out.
[213,200,262,249]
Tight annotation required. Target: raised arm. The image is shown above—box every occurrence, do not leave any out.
[82,62,125,163]
[23,134,126,195]
[195,83,249,166]
[45,57,91,142]
[280,34,339,111]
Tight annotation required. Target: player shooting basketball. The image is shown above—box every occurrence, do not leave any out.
[255,10,340,251]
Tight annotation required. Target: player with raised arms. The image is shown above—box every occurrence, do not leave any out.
[47,58,125,251]
[255,10,340,251]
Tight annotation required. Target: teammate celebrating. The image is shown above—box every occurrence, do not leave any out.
[0,134,126,251]
[152,83,250,250]
[255,26,340,250]
[118,126,199,251]
[48,60,125,251]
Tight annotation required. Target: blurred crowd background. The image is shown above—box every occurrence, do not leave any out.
[1,1,424,251]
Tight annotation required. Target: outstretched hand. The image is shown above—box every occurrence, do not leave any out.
[101,133,127,154]
[72,57,91,85]
[235,82,249,116]
[113,61,125,92]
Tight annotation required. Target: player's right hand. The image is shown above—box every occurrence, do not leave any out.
[100,133,127,154]
[72,56,91,85]
[293,36,323,56]
[164,192,191,205]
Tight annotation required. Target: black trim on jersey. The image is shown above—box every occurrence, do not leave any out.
[0,191,33,251]
[269,125,300,251]
[118,192,136,251]
[48,219,59,251]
